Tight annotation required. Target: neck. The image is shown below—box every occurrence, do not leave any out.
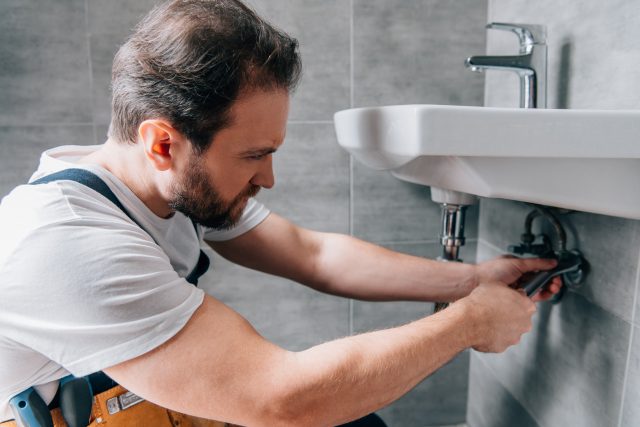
[79,139,174,218]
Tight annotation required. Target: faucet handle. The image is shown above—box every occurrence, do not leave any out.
[486,22,546,52]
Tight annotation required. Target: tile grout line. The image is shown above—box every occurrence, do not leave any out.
[0,123,95,128]
[475,354,544,427]
[349,0,355,110]
[477,238,507,256]
[348,0,354,337]
[484,0,492,107]
[616,243,640,427]
[479,232,640,427]
[84,0,98,146]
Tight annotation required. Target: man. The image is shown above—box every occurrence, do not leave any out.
[0,0,561,426]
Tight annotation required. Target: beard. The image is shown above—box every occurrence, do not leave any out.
[168,154,260,230]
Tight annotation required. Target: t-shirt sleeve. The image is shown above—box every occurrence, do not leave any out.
[1,216,204,377]
[203,197,270,241]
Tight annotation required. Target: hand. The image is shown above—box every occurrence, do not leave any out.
[453,281,536,353]
[475,256,563,302]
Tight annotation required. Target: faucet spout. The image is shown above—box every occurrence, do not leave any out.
[466,23,547,109]
[465,54,535,74]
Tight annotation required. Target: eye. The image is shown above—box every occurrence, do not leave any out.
[247,151,275,161]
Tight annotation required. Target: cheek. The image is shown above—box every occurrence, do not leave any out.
[208,163,255,197]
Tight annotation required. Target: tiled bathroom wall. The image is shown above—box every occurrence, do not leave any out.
[467,1,640,427]
[0,1,486,425]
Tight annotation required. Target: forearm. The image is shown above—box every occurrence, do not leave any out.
[106,283,533,426]
[208,215,477,302]
[276,303,471,426]
[312,232,477,302]
[108,296,474,427]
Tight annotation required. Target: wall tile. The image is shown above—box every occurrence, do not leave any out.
[87,35,120,127]
[636,259,640,329]
[87,0,160,37]
[353,164,480,244]
[256,123,350,234]
[473,280,630,427]
[95,125,109,145]
[87,0,162,126]
[477,198,532,253]
[89,0,350,124]
[353,296,433,336]
[0,0,92,125]
[352,243,437,338]
[564,213,640,324]
[0,125,95,197]
[353,242,475,427]
[479,198,640,323]
[352,164,440,243]
[379,352,469,427]
[246,0,350,121]
[487,0,640,109]
[621,325,640,427]
[199,247,349,351]
[468,354,539,427]
[353,0,486,108]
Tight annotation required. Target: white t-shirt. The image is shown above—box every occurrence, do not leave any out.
[0,145,270,421]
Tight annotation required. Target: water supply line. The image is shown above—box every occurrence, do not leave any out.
[510,204,567,256]
[509,204,588,298]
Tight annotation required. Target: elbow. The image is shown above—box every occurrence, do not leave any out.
[254,388,318,427]
[251,366,332,427]
[244,349,355,427]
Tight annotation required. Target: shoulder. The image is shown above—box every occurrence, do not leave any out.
[2,178,135,227]
[0,181,165,288]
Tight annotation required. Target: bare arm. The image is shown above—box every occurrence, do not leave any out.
[105,283,535,426]
[208,213,477,302]
[207,213,559,302]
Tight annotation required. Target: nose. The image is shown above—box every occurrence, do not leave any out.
[250,156,275,189]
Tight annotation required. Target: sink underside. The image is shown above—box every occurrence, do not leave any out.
[334,105,640,219]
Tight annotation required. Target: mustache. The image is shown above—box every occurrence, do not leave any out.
[242,184,261,199]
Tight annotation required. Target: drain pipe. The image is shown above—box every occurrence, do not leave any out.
[431,188,478,312]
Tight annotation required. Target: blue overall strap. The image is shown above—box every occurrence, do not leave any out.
[30,168,144,231]
[29,168,209,286]
[185,250,210,285]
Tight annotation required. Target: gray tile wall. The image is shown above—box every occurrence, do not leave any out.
[467,1,640,427]
[349,5,485,421]
[0,1,487,426]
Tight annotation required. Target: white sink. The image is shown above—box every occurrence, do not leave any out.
[334,104,640,219]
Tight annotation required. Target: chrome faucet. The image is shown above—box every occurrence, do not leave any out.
[466,23,547,108]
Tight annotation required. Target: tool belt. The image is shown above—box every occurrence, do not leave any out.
[1,385,234,427]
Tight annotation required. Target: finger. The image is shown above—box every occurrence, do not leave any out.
[516,257,558,273]
[533,278,566,300]
[532,291,550,302]
[547,283,560,294]
[533,285,558,301]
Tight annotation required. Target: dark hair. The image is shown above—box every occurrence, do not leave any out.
[109,0,301,152]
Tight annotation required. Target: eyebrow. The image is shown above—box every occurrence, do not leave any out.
[240,147,278,156]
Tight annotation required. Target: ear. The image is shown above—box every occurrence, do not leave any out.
[138,119,184,171]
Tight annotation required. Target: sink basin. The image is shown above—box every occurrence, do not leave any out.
[334,104,640,219]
